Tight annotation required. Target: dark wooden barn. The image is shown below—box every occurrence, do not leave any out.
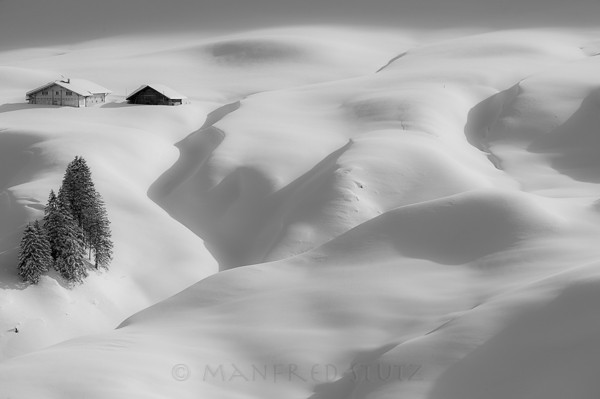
[126,84,188,106]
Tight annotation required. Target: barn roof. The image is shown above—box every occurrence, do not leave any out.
[26,79,111,97]
[126,84,187,100]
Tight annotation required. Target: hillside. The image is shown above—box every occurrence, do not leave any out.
[1,27,600,399]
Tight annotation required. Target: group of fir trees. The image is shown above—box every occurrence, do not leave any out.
[17,156,113,285]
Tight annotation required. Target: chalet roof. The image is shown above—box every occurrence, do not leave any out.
[126,84,187,100]
[26,79,111,97]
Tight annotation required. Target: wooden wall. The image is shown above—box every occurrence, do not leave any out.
[28,85,107,108]
[128,87,182,106]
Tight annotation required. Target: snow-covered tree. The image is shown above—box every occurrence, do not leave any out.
[88,192,113,269]
[60,156,113,269]
[37,156,112,284]
[61,156,95,230]
[44,187,88,283]
[53,205,87,284]
[17,220,52,285]
[43,190,60,261]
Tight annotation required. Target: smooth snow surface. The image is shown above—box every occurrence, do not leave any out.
[2,27,600,399]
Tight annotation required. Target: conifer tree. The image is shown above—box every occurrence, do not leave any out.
[17,220,52,284]
[35,156,112,285]
[43,190,60,261]
[44,187,87,283]
[88,192,113,269]
[61,156,113,269]
[61,156,95,230]
[53,201,88,284]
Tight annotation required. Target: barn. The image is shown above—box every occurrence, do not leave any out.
[126,84,188,106]
[26,78,111,107]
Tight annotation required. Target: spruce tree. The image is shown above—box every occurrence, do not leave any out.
[53,199,88,284]
[43,190,60,261]
[61,156,95,230]
[17,221,52,284]
[61,156,113,269]
[88,192,113,269]
[37,156,113,284]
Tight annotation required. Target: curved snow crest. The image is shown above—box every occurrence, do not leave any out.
[152,133,357,269]
[464,83,523,169]
[311,189,563,265]
[379,29,585,70]
[149,101,240,201]
[528,87,600,183]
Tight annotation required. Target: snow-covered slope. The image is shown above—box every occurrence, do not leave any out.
[2,27,600,399]
[0,27,405,361]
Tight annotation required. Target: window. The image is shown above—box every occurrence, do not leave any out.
[66,91,73,96]
[41,91,48,95]
[56,91,59,95]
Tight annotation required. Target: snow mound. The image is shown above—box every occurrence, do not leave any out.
[430,279,600,399]
[529,88,600,182]
[205,38,310,65]
[316,189,561,265]
[461,55,600,194]
[381,30,584,70]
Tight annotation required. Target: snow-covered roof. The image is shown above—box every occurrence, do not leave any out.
[26,79,111,97]
[126,84,187,100]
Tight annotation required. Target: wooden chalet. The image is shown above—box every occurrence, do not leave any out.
[26,78,111,107]
[126,84,188,106]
